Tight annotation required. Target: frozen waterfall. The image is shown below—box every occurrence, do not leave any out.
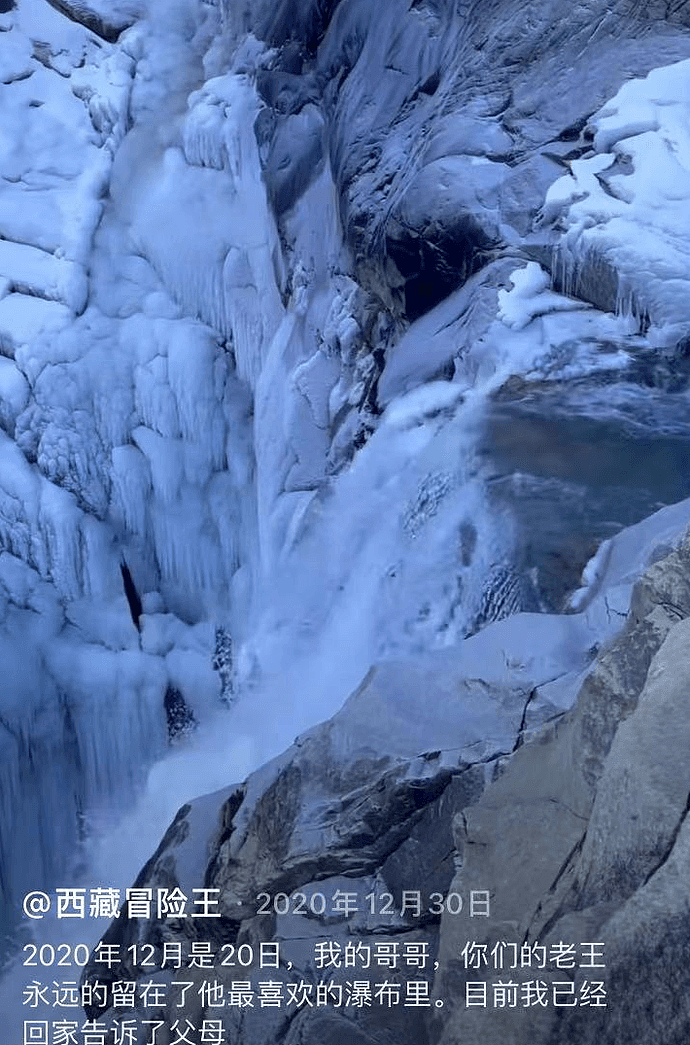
[3,0,690,1039]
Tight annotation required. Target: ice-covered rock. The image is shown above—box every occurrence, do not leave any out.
[0,240,88,314]
[0,294,72,358]
[543,58,690,348]
[222,0,690,327]
[43,0,140,43]
[0,357,29,436]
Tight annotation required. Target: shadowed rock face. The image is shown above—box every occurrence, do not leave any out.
[86,623,596,1034]
[81,669,497,1031]
[230,0,690,320]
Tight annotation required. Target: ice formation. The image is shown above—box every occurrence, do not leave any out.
[543,58,690,345]
[1,0,690,1037]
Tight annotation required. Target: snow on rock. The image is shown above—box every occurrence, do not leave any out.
[0,357,29,436]
[497,261,590,331]
[543,58,690,346]
[0,240,88,314]
[43,0,140,43]
[0,26,33,82]
[0,4,135,339]
[378,256,635,410]
[0,294,71,358]
[383,380,465,429]
[69,46,136,147]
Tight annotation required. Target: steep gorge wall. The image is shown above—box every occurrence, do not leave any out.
[82,523,690,1044]
[435,533,690,1045]
[217,0,690,335]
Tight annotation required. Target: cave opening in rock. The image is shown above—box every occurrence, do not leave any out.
[386,221,494,321]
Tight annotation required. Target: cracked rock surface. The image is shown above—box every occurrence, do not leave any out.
[434,529,690,1045]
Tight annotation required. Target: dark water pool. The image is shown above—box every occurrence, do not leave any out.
[480,362,690,611]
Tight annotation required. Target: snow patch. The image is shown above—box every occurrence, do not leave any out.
[498,261,589,331]
[543,57,690,344]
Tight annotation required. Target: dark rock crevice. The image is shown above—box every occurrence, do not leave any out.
[642,789,690,887]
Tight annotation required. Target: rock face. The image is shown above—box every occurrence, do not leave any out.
[434,530,690,1045]
[84,524,690,1044]
[223,0,690,337]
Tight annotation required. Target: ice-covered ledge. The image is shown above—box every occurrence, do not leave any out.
[543,58,690,347]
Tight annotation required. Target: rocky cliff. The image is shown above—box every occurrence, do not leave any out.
[82,516,690,1044]
[435,529,690,1045]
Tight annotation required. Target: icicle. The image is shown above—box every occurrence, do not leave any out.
[150,496,224,594]
[166,323,226,468]
[111,444,152,537]
[37,479,83,598]
[132,427,184,504]
[134,355,181,439]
